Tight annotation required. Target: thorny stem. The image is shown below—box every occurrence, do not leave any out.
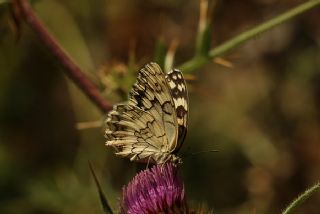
[178,0,320,73]
[14,0,112,113]
[11,1,320,212]
[13,0,320,109]
[282,182,320,214]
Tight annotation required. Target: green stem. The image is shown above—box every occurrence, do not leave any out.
[179,0,320,73]
[282,182,320,214]
[0,0,9,4]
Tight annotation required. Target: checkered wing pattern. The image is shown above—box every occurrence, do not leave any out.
[105,62,188,164]
[165,69,188,152]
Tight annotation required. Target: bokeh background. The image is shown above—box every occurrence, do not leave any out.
[1,0,320,213]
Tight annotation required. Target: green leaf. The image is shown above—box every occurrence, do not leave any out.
[195,23,211,57]
[153,38,166,70]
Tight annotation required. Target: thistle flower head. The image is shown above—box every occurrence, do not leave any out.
[120,163,187,214]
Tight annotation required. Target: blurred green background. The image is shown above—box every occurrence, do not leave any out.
[1,0,320,213]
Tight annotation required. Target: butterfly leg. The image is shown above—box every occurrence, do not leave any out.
[159,161,167,172]
[146,156,152,169]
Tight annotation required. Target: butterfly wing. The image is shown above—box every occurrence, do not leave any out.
[165,69,189,152]
[105,63,179,163]
[105,104,169,162]
[128,63,179,152]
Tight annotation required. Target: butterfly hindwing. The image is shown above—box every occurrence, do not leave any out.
[105,104,168,162]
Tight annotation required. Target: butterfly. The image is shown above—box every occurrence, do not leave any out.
[105,62,188,164]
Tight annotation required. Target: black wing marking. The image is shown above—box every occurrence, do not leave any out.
[105,62,180,163]
[128,62,178,152]
[165,68,188,152]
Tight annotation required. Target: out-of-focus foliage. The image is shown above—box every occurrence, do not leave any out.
[0,0,319,213]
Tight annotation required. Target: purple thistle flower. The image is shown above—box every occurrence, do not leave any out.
[120,163,188,214]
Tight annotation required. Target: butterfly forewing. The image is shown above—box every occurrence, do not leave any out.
[165,69,189,152]
[105,62,188,164]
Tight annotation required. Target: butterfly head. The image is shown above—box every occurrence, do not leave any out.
[155,153,182,165]
[174,157,183,165]
[168,154,183,165]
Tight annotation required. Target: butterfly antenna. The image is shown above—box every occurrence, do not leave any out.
[88,161,114,214]
[182,149,219,158]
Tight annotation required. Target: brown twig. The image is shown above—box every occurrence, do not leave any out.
[14,0,112,113]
